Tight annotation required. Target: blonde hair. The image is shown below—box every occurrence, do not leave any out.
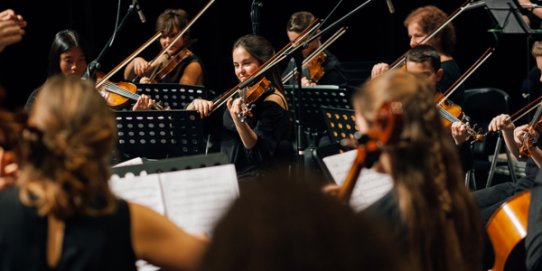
[353,71,481,271]
[19,76,117,219]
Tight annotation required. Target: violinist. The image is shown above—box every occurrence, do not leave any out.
[371,5,463,105]
[281,11,348,87]
[404,45,473,172]
[187,35,290,178]
[342,70,482,271]
[472,113,542,268]
[24,30,154,111]
[123,9,206,86]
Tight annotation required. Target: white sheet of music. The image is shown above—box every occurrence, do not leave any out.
[323,150,393,212]
[109,174,165,214]
[159,164,239,235]
[112,157,144,168]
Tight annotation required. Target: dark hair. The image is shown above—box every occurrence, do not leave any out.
[198,176,403,271]
[232,34,283,93]
[406,44,441,72]
[47,29,85,77]
[156,9,191,38]
[286,11,315,32]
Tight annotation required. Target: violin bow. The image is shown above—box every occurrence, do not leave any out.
[389,0,485,70]
[281,26,348,84]
[436,47,495,105]
[97,0,215,88]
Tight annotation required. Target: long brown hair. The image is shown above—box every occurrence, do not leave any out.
[353,70,481,271]
[19,76,117,219]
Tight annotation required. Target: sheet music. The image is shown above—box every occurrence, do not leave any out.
[109,174,165,215]
[323,150,393,212]
[112,157,144,168]
[159,164,239,235]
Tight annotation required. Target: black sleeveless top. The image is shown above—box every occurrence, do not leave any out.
[0,187,136,271]
[161,52,206,86]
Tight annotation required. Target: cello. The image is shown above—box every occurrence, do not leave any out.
[338,101,403,202]
[487,190,531,271]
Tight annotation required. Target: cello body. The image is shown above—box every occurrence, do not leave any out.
[487,190,531,271]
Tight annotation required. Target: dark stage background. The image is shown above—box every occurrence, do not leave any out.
[0,0,538,114]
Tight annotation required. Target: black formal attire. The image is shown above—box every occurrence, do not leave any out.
[221,92,291,179]
[0,187,137,271]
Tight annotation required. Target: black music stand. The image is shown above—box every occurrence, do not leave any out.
[321,106,358,144]
[114,110,205,161]
[486,0,532,34]
[135,83,207,109]
[112,152,229,177]
[284,85,352,147]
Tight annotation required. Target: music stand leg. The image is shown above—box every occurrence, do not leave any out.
[486,134,503,188]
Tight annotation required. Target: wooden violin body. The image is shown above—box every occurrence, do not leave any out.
[96,72,168,110]
[487,191,530,271]
[305,52,326,83]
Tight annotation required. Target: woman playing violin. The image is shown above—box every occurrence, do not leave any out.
[124,9,206,86]
[281,11,347,87]
[354,70,482,271]
[24,30,154,111]
[187,35,290,178]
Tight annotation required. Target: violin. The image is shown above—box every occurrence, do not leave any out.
[147,49,193,83]
[95,71,168,110]
[237,77,274,122]
[434,93,484,142]
[519,105,542,158]
[338,101,403,202]
[486,190,530,271]
[304,52,326,83]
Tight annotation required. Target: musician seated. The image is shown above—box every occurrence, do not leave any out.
[281,11,348,87]
[0,76,207,270]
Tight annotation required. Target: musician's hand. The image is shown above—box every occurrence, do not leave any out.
[301,77,317,86]
[0,9,26,53]
[321,183,341,198]
[371,63,389,78]
[188,98,214,118]
[139,76,151,84]
[227,97,244,123]
[132,57,149,77]
[132,94,154,110]
[451,121,469,145]
[488,114,514,132]
[514,124,534,145]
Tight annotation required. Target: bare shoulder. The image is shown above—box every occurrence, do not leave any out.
[264,90,288,110]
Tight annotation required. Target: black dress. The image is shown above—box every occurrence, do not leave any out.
[161,53,206,86]
[221,93,291,178]
[0,187,137,271]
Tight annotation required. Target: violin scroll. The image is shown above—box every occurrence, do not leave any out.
[338,101,403,203]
